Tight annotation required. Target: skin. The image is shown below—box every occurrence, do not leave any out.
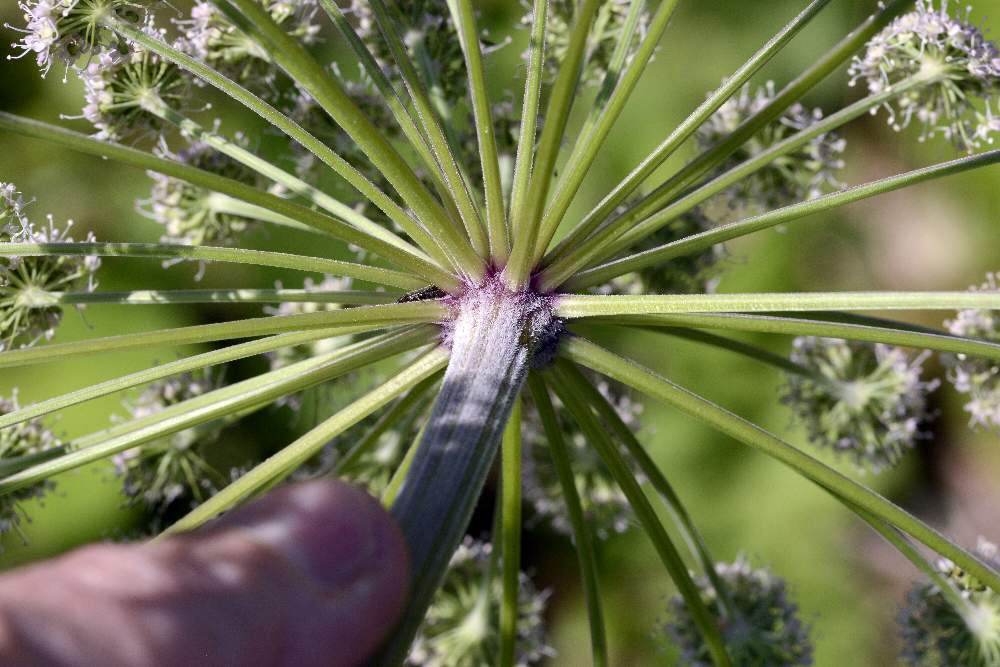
[0,481,410,666]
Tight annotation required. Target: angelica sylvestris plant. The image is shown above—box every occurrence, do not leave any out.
[3,0,1000,663]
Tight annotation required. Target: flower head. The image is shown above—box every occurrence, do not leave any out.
[782,337,937,473]
[114,368,227,513]
[522,378,641,539]
[665,557,813,667]
[697,83,846,217]
[849,0,1000,150]
[900,537,1000,666]
[142,141,258,247]
[350,0,467,104]
[8,0,142,78]
[76,39,190,142]
[1,217,100,351]
[178,0,319,95]
[945,273,1000,431]
[408,538,551,667]
[538,0,649,87]
[0,392,64,540]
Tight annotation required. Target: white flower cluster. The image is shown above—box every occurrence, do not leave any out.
[783,337,938,473]
[946,273,1000,431]
[849,0,1000,150]
[408,538,552,667]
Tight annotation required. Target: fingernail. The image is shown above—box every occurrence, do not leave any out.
[237,482,395,590]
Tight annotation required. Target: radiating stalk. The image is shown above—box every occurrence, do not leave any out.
[163,348,450,535]
[0,242,424,290]
[502,0,550,289]
[498,396,523,667]
[363,0,489,257]
[556,292,1000,318]
[584,312,1000,363]
[527,375,607,666]
[0,328,435,496]
[567,148,1000,289]
[520,0,602,233]
[451,0,509,261]
[52,289,399,306]
[317,0,466,216]
[539,75,933,288]
[0,111,458,289]
[544,0,913,266]
[334,375,441,474]
[153,105,428,260]
[562,336,1000,594]
[564,365,737,619]
[539,0,825,260]
[375,287,545,665]
[549,361,732,667]
[0,329,363,430]
[109,21,457,272]
[210,0,487,281]
[0,301,444,369]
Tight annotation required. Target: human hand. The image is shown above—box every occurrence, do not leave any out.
[0,481,409,666]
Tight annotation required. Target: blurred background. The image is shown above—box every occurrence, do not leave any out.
[1,1,999,664]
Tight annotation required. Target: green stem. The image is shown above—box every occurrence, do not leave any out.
[545,0,915,268]
[452,0,509,261]
[163,348,450,535]
[218,0,485,280]
[0,242,424,290]
[586,312,1000,362]
[503,0,550,289]
[0,111,457,289]
[549,361,732,667]
[108,20,457,273]
[498,396,522,667]
[566,149,1000,289]
[561,336,1000,594]
[0,328,435,496]
[381,418,427,508]
[52,289,399,306]
[556,292,1000,318]
[539,75,932,289]
[0,329,363,430]
[0,301,444,369]
[526,375,607,666]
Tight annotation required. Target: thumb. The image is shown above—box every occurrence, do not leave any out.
[0,481,410,667]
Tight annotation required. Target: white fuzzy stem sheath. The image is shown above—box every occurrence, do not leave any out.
[375,279,557,665]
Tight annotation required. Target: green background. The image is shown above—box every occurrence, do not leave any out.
[1,1,999,664]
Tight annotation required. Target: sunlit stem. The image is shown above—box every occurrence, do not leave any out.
[556,292,1000,318]
[52,289,399,306]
